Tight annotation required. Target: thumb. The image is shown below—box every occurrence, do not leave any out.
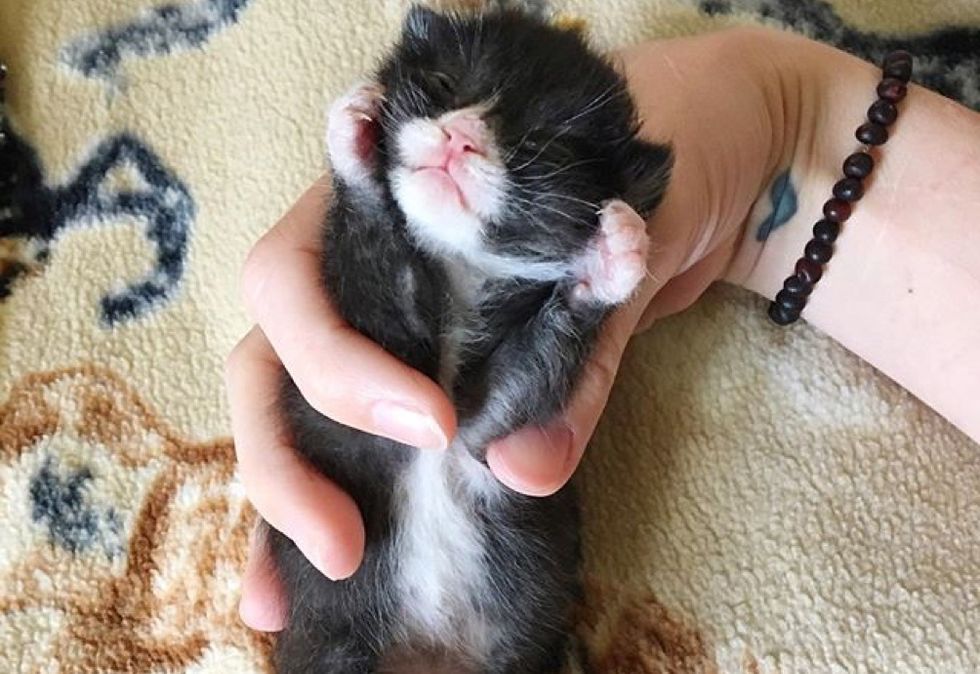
[486,302,642,496]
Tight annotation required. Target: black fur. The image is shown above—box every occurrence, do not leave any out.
[267,7,671,673]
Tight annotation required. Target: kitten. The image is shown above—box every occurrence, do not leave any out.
[268,6,672,673]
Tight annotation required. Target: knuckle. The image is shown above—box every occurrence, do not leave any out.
[224,337,248,386]
[241,240,276,311]
[583,350,618,401]
[301,370,346,419]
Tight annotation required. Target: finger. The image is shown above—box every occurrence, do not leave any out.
[239,525,287,632]
[242,176,456,449]
[226,326,365,580]
[486,301,642,496]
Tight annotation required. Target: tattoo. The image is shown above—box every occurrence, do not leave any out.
[756,170,798,241]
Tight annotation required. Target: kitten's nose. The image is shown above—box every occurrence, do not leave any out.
[441,113,486,158]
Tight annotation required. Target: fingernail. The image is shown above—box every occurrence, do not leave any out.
[490,424,574,496]
[371,401,448,450]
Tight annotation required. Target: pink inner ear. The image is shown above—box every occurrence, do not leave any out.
[355,119,379,165]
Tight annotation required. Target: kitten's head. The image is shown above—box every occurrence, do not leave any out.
[376,5,671,272]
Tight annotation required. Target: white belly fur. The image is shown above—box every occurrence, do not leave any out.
[394,253,503,660]
[395,450,501,659]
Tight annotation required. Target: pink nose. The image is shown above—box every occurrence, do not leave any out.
[442,115,485,158]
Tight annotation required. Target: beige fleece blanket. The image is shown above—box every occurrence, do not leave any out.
[1,1,978,672]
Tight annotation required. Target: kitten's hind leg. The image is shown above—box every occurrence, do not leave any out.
[274,626,378,674]
[269,525,385,674]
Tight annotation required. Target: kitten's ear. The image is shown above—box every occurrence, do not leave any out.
[619,139,673,218]
[403,4,440,41]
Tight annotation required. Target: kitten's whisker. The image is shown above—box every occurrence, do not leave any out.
[512,185,600,212]
[506,191,590,226]
[503,124,539,164]
[518,158,603,182]
[541,193,600,209]
[559,81,627,128]
[510,127,571,172]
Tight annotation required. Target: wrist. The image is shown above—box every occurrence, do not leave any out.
[726,35,980,443]
[726,30,882,297]
[621,27,800,283]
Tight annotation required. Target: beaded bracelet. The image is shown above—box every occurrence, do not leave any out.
[768,50,913,326]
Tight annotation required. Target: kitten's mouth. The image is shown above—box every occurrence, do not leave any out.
[391,109,506,255]
[393,111,505,220]
[412,166,471,210]
[399,112,493,214]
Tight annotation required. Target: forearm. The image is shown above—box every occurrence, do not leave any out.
[734,33,980,443]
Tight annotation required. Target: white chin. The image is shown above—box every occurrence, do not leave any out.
[392,168,492,257]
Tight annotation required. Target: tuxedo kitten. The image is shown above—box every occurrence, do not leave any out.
[268,6,672,673]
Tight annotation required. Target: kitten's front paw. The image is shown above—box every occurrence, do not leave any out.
[572,200,650,306]
[327,81,385,186]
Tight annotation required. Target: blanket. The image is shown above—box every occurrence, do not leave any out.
[1,1,977,671]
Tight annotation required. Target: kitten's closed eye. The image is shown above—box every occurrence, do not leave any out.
[422,71,456,97]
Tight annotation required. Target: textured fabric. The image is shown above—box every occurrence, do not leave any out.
[1,1,977,672]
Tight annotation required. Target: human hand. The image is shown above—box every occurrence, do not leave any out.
[229,25,818,631]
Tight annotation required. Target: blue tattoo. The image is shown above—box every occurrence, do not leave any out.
[756,170,798,241]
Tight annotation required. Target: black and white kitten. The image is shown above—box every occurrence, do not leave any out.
[269,6,672,673]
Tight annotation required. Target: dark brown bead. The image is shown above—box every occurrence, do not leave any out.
[843,152,874,178]
[882,51,913,82]
[813,219,841,243]
[0,64,6,83]
[856,122,888,146]
[832,177,864,202]
[783,274,813,297]
[768,301,799,326]
[823,198,852,222]
[776,289,807,313]
[868,99,898,126]
[805,239,833,264]
[883,49,912,66]
[877,77,907,102]
[795,257,823,285]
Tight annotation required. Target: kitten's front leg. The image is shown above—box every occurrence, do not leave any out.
[456,200,650,456]
[571,200,651,306]
[322,80,445,376]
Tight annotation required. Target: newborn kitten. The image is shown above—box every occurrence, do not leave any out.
[269,6,672,673]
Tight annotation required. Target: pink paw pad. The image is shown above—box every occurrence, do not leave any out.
[573,200,650,306]
[326,82,385,184]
